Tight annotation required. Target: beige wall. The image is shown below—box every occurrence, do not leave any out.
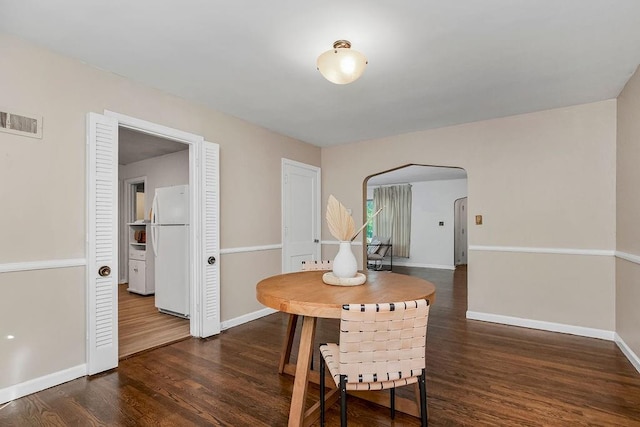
[0,33,320,389]
[119,150,190,216]
[220,250,282,321]
[470,252,614,329]
[0,268,86,387]
[321,100,617,328]
[616,65,640,358]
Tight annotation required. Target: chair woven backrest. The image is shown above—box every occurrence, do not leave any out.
[301,260,333,271]
[339,299,429,384]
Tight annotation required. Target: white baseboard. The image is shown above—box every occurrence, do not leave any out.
[615,333,640,374]
[221,307,277,330]
[466,311,615,341]
[392,261,455,270]
[0,364,86,405]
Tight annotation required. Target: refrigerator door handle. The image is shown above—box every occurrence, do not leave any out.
[151,192,159,257]
[151,225,159,257]
[151,192,159,225]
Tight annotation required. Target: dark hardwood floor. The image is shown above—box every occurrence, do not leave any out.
[2,266,640,426]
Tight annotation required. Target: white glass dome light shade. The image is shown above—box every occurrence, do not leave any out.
[317,40,368,84]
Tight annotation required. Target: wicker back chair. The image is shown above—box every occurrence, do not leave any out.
[319,299,430,426]
[301,259,333,271]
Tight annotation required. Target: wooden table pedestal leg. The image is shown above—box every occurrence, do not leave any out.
[279,314,298,374]
[288,315,316,427]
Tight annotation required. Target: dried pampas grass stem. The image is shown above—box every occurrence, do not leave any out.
[326,195,355,241]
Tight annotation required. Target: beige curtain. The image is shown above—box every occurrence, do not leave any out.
[373,184,412,258]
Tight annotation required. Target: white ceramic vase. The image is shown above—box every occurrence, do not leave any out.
[333,241,358,278]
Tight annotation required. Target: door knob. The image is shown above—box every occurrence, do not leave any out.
[208,256,216,265]
[314,239,320,243]
[98,266,111,277]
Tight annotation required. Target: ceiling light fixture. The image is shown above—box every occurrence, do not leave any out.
[317,40,368,85]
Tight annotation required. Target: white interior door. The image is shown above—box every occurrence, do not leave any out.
[282,159,321,272]
[199,141,220,337]
[86,112,119,375]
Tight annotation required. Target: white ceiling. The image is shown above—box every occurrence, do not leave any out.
[2,1,640,147]
[119,128,188,165]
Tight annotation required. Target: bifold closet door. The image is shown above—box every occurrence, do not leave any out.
[86,112,119,375]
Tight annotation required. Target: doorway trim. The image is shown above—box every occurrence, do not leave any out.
[104,110,203,338]
[362,163,469,267]
[124,176,147,224]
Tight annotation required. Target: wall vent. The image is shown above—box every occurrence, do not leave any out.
[0,108,42,139]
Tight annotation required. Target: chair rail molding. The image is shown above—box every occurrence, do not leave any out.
[321,240,363,246]
[219,244,282,255]
[615,251,640,265]
[469,245,614,257]
[0,258,86,274]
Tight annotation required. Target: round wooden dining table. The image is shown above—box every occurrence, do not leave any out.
[256,270,436,427]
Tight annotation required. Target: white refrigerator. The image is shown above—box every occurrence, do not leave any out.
[151,184,190,318]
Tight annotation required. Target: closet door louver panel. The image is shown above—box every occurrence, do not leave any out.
[86,113,118,374]
[200,141,220,337]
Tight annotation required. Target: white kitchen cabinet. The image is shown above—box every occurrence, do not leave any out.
[127,223,154,295]
[128,259,147,293]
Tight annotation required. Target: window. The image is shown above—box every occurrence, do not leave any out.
[373,184,412,258]
[366,199,374,240]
